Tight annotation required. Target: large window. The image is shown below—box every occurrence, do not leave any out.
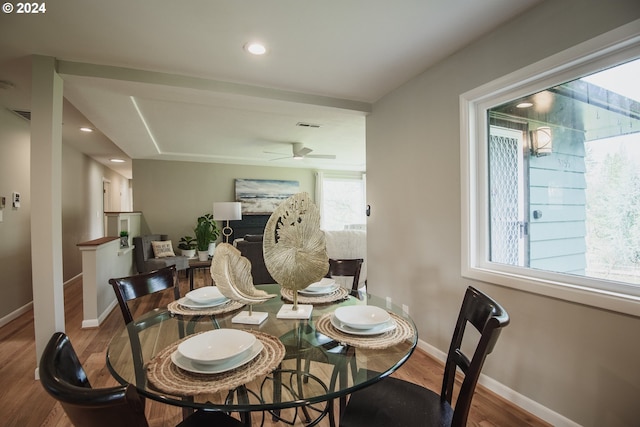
[316,171,366,230]
[461,23,640,316]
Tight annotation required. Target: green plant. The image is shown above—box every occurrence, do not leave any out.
[119,230,128,237]
[177,235,196,250]
[194,214,220,251]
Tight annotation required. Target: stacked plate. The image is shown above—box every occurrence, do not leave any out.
[298,278,339,296]
[331,305,396,335]
[171,329,264,374]
[178,286,230,309]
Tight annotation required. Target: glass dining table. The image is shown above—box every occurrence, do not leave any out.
[106,284,417,426]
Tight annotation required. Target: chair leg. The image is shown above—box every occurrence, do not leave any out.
[271,368,282,421]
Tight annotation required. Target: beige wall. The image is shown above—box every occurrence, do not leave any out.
[366,1,640,426]
[132,159,316,244]
[61,144,129,282]
[0,108,130,321]
[0,109,33,318]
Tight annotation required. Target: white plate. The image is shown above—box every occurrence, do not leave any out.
[177,329,256,365]
[333,306,391,330]
[171,340,263,374]
[301,278,336,293]
[186,286,225,304]
[298,283,340,296]
[177,296,229,309]
[331,315,397,336]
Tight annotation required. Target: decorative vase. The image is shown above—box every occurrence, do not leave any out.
[197,250,209,261]
[181,249,196,258]
[208,242,216,257]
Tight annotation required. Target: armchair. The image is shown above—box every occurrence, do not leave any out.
[133,234,188,274]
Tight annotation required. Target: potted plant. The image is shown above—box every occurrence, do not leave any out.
[119,230,129,248]
[194,214,220,261]
[177,235,197,258]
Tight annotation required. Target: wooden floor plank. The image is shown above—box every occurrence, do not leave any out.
[0,274,550,426]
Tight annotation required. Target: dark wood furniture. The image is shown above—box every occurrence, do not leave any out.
[339,286,510,427]
[234,234,275,284]
[109,265,181,324]
[39,332,244,427]
[186,258,212,291]
[229,214,271,242]
[327,258,364,295]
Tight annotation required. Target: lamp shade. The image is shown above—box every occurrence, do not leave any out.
[213,202,242,221]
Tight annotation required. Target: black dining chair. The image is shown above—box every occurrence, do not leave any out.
[326,258,364,296]
[339,286,510,427]
[109,265,181,324]
[39,332,244,427]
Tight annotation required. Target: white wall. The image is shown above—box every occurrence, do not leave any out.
[366,1,640,426]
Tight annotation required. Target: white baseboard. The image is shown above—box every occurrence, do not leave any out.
[1,273,84,328]
[479,373,582,427]
[416,338,581,427]
[0,302,33,328]
[81,298,118,329]
[64,272,83,287]
[81,318,99,328]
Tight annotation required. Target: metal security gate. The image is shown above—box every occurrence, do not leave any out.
[489,126,527,266]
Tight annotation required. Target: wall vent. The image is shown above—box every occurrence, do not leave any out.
[296,122,321,128]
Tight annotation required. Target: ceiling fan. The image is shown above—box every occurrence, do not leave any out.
[266,142,336,161]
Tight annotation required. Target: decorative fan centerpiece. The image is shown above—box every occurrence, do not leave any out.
[210,242,276,324]
[263,192,329,318]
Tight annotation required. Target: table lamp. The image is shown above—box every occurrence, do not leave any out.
[213,202,242,243]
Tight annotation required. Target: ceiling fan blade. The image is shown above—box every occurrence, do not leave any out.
[269,156,292,161]
[306,154,336,159]
[294,146,313,157]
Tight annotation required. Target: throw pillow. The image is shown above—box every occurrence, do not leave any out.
[151,240,175,258]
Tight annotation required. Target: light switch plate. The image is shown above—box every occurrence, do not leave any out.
[12,192,20,208]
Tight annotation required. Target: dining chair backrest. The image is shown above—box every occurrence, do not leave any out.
[109,265,180,324]
[443,286,510,426]
[39,332,150,427]
[327,258,363,294]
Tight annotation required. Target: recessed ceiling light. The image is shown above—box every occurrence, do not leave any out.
[110,158,125,163]
[516,102,533,108]
[244,42,267,55]
[80,127,94,132]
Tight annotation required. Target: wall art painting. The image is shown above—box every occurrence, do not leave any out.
[235,179,300,214]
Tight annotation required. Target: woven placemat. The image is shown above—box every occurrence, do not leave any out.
[315,312,414,349]
[146,330,285,396]
[167,299,245,316]
[280,287,350,304]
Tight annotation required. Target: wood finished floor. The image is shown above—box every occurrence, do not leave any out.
[0,273,550,427]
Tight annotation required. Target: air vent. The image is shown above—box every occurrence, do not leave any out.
[296,122,321,128]
[11,110,31,121]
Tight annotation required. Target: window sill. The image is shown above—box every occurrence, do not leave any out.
[463,266,640,318]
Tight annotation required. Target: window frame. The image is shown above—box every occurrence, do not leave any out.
[460,20,640,317]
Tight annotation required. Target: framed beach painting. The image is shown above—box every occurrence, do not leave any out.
[235,179,300,214]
